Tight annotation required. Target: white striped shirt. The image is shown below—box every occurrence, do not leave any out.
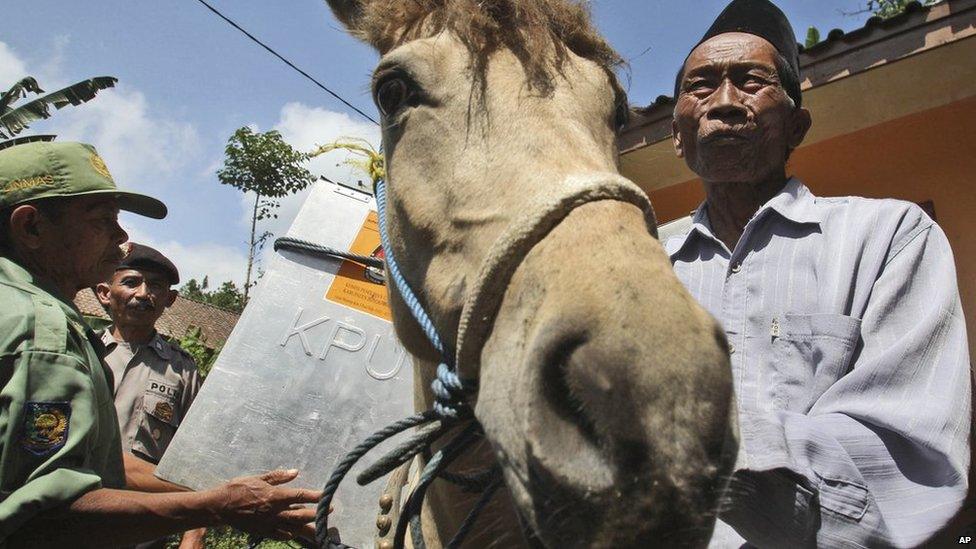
[665,178,970,548]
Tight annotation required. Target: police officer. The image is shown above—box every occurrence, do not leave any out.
[0,141,320,546]
[96,243,201,465]
[95,243,205,547]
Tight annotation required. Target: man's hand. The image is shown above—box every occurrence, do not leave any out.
[177,527,207,549]
[208,469,322,541]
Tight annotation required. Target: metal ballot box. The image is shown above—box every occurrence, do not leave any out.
[157,181,414,548]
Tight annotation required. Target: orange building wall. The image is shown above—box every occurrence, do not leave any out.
[648,96,976,352]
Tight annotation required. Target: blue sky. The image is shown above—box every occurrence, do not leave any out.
[3,0,876,287]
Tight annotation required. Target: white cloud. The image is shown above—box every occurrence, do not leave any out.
[51,87,201,190]
[0,40,200,192]
[236,102,381,273]
[0,42,29,87]
[1,40,234,287]
[124,225,248,288]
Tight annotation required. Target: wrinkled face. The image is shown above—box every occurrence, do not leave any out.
[97,268,175,329]
[672,32,808,183]
[39,196,129,291]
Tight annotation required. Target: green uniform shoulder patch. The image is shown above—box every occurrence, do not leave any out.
[21,401,71,455]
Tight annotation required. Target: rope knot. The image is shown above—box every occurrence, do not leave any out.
[431,363,473,419]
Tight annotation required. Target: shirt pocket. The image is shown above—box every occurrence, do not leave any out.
[131,392,179,463]
[771,313,862,412]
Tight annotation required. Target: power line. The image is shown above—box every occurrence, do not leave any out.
[192,0,379,126]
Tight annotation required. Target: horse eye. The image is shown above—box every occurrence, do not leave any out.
[614,101,630,132]
[375,78,410,117]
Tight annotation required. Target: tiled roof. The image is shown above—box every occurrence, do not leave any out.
[800,1,935,54]
[74,289,239,349]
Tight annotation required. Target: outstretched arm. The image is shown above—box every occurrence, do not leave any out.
[6,469,321,548]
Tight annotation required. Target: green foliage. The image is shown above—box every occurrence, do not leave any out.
[0,76,117,140]
[176,326,221,378]
[164,528,301,548]
[866,0,939,18]
[217,127,314,221]
[179,277,247,313]
[217,127,314,300]
[804,26,821,49]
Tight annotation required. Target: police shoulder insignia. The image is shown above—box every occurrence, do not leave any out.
[21,401,71,455]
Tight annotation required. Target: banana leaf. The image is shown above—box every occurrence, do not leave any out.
[0,76,117,139]
[0,77,44,114]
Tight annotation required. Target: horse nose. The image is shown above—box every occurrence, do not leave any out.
[523,326,657,488]
[519,310,733,547]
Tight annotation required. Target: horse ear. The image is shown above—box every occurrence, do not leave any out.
[325,0,367,32]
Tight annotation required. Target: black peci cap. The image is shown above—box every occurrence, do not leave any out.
[117,242,179,286]
[677,0,802,105]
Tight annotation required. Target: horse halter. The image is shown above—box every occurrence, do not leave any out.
[305,172,655,549]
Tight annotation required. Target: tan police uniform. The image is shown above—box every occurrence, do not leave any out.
[101,330,201,464]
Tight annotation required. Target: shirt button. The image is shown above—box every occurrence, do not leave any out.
[730,263,742,273]
[151,428,161,440]
[728,343,736,355]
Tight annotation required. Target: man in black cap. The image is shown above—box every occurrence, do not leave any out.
[666,0,969,546]
[95,242,205,548]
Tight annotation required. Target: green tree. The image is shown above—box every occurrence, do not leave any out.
[179,277,246,314]
[179,276,209,302]
[217,127,314,301]
[865,0,939,18]
[0,76,117,142]
[804,26,821,49]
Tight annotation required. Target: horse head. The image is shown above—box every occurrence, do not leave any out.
[324,1,737,546]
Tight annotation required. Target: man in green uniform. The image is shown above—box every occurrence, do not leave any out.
[0,141,320,547]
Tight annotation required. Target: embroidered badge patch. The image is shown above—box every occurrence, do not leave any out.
[21,402,70,455]
[153,401,174,423]
[89,153,114,182]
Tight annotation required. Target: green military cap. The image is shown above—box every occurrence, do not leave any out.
[0,141,167,218]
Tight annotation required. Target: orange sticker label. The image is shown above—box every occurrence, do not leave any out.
[326,211,391,321]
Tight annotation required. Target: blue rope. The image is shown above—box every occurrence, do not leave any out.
[309,178,493,549]
[375,179,449,361]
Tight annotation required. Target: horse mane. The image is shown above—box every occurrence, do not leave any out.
[350,0,623,94]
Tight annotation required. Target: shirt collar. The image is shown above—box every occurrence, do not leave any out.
[100,328,118,351]
[102,326,170,359]
[763,177,821,226]
[667,177,820,260]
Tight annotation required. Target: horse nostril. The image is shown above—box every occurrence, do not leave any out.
[539,335,602,447]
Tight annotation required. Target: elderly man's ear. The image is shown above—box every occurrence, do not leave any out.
[8,205,46,250]
[671,118,685,159]
[789,107,813,149]
[163,289,178,308]
[95,282,112,307]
